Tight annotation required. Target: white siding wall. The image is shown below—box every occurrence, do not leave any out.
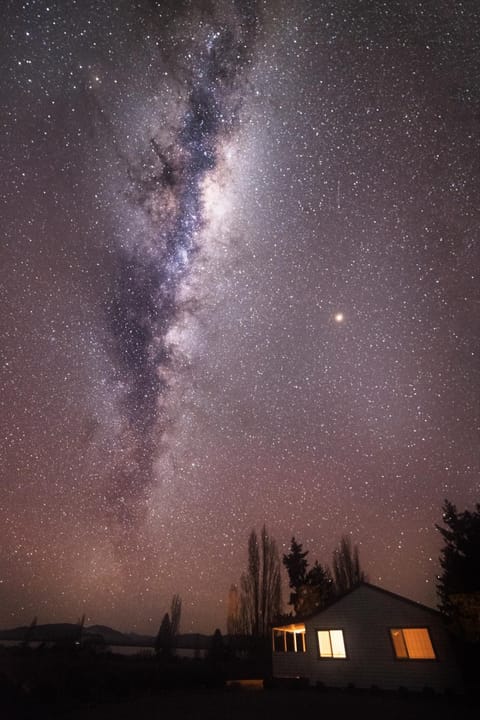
[272,585,463,693]
[272,650,310,679]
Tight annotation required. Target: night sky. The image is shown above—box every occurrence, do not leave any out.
[1,0,479,635]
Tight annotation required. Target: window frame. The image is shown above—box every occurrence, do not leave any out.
[272,624,306,653]
[316,628,348,659]
[389,626,437,661]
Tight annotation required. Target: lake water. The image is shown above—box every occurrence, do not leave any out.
[0,640,206,658]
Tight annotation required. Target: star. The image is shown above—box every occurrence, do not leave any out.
[0,0,478,636]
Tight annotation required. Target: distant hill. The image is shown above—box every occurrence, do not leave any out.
[85,625,152,645]
[0,623,216,649]
[0,623,82,642]
[0,622,151,645]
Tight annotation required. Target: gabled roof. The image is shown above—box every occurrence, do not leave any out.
[276,581,442,627]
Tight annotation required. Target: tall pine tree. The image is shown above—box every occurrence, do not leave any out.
[282,536,308,613]
[436,499,480,639]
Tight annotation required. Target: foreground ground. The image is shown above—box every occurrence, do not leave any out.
[11,689,478,720]
[1,646,477,720]
[10,684,477,720]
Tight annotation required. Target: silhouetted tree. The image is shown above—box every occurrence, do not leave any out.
[240,529,260,635]
[155,612,173,659]
[240,525,281,636]
[154,594,182,659]
[208,628,226,664]
[22,616,37,649]
[226,583,242,635]
[170,593,182,640]
[297,560,334,616]
[261,525,282,631]
[75,613,86,646]
[332,534,366,594]
[248,529,260,632]
[436,499,480,640]
[283,538,335,616]
[282,537,309,612]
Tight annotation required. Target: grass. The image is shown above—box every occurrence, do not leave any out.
[0,645,477,720]
[47,684,477,720]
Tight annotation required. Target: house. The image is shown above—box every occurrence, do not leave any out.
[272,582,464,693]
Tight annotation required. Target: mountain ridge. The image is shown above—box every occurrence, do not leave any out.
[0,622,218,648]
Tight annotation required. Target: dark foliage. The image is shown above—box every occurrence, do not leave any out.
[0,642,477,718]
[240,526,281,636]
[332,535,366,595]
[436,499,480,640]
[154,612,173,659]
[297,561,335,616]
[282,537,308,612]
[436,500,480,602]
[283,535,366,616]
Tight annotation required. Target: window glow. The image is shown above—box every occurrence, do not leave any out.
[330,629,346,657]
[272,623,306,653]
[317,629,346,658]
[390,628,436,659]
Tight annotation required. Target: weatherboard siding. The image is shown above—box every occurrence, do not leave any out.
[272,650,310,678]
[273,584,464,693]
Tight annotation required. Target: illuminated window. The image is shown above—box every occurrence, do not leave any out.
[272,624,306,653]
[317,629,346,658]
[390,628,436,659]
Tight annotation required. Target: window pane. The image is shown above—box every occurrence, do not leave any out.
[286,632,295,652]
[318,630,346,658]
[318,630,332,657]
[273,624,306,653]
[330,630,346,658]
[403,629,436,659]
[390,628,408,658]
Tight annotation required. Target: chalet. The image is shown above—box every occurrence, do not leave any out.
[272,582,464,693]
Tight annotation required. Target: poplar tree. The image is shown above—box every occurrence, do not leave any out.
[332,534,366,595]
[240,525,281,636]
[170,593,182,639]
[155,612,172,659]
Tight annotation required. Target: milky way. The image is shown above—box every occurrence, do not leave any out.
[1,0,479,633]
[103,0,261,539]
